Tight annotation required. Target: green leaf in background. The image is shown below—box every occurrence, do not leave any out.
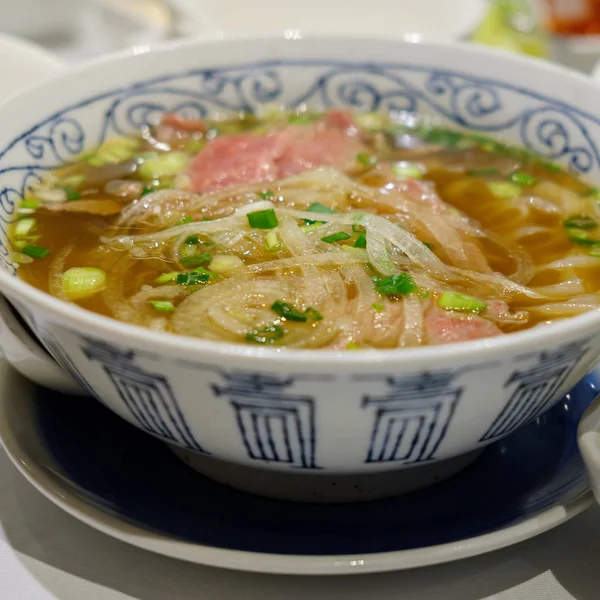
[471,0,549,58]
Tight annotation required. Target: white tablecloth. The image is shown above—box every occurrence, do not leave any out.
[1,447,600,600]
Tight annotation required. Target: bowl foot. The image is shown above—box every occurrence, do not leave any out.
[168,447,484,503]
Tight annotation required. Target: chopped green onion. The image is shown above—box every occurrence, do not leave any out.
[356,152,377,167]
[185,235,200,245]
[288,113,316,125]
[300,222,323,234]
[589,246,600,258]
[375,273,417,296]
[259,190,274,200]
[176,268,217,285]
[566,228,598,246]
[174,216,193,226]
[155,271,179,284]
[150,300,175,313]
[21,199,40,209]
[422,241,434,249]
[354,234,367,248]
[563,214,597,229]
[209,254,244,273]
[64,187,81,201]
[139,152,188,180]
[305,307,323,321]
[372,302,384,311]
[265,230,282,252]
[308,202,337,214]
[321,231,351,244]
[352,224,365,233]
[341,245,366,254]
[488,181,521,198]
[466,168,500,177]
[585,187,599,198]
[62,174,86,188]
[21,244,50,259]
[14,218,36,238]
[247,208,278,229]
[439,291,487,314]
[423,129,463,147]
[346,342,360,350]
[180,252,212,268]
[10,251,33,264]
[391,162,424,179]
[62,267,106,300]
[245,324,284,344]
[304,202,337,225]
[271,300,308,322]
[510,171,537,186]
[543,162,561,173]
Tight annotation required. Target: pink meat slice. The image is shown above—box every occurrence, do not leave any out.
[424,307,502,345]
[188,110,366,193]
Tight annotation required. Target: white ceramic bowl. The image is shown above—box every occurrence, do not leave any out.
[1,35,600,502]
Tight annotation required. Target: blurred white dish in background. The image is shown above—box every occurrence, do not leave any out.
[168,0,488,41]
[0,0,167,63]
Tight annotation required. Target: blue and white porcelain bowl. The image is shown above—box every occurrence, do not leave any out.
[1,36,600,502]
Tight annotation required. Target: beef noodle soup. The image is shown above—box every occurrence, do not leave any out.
[10,109,600,349]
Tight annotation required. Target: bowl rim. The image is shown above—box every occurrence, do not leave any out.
[1,33,600,367]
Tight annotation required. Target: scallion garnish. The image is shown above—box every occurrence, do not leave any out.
[176,267,218,285]
[352,224,365,233]
[422,241,434,249]
[439,292,487,314]
[375,273,417,296]
[510,171,537,186]
[305,307,323,321]
[308,202,337,215]
[245,324,284,344]
[354,234,367,248]
[265,230,281,252]
[247,208,278,229]
[543,162,561,173]
[304,202,337,225]
[271,300,308,322]
[184,235,200,245]
[563,214,597,229]
[356,152,377,167]
[21,244,50,259]
[391,162,424,179]
[321,231,351,244]
[155,272,179,284]
[566,228,598,246]
[150,300,175,313]
[372,302,384,311]
[180,252,212,268]
[174,216,194,226]
[62,267,106,300]
[14,218,36,238]
[64,187,81,201]
[423,129,463,147]
[259,190,275,200]
[488,181,520,199]
[21,199,40,209]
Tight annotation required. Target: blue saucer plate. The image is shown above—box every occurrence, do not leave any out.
[0,362,595,575]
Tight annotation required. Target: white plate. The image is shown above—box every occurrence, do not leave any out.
[0,361,593,575]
